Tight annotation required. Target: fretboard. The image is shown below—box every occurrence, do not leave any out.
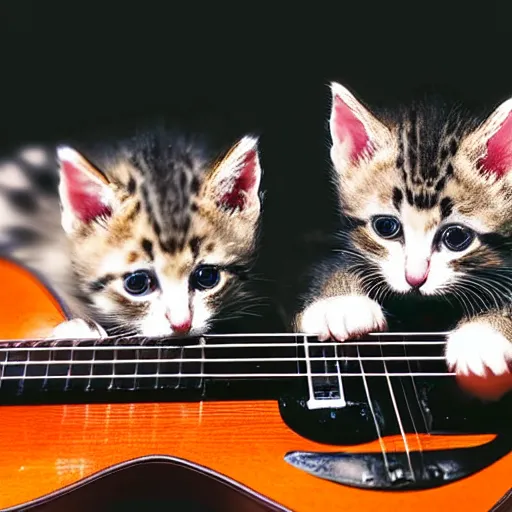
[0,332,449,403]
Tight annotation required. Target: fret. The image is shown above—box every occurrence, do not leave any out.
[21,349,28,394]
[133,347,140,390]
[25,342,50,393]
[67,341,94,392]
[41,341,51,391]
[91,337,115,391]
[178,342,203,391]
[136,345,159,390]
[85,345,96,392]
[113,339,137,390]
[49,341,72,393]
[3,345,28,395]
[177,345,183,391]
[155,345,162,390]
[158,344,182,390]
[199,342,205,391]
[109,339,118,390]
[0,347,6,389]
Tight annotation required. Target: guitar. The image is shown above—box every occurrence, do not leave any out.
[0,257,510,512]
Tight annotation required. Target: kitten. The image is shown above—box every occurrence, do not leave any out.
[0,127,263,339]
[296,82,512,382]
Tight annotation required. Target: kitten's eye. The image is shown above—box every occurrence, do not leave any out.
[190,265,221,291]
[123,270,157,296]
[441,225,475,252]
[372,216,402,239]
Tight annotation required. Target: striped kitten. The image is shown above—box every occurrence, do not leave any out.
[297,82,512,381]
[0,127,263,339]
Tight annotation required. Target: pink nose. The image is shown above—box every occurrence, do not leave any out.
[171,319,192,334]
[405,271,429,288]
[166,312,192,334]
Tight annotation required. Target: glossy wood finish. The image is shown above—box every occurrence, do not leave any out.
[0,401,510,512]
[0,259,66,340]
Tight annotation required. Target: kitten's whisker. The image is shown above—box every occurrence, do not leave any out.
[449,287,473,318]
[477,274,512,294]
[463,277,507,311]
[454,284,485,316]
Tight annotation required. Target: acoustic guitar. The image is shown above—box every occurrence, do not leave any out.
[0,257,510,512]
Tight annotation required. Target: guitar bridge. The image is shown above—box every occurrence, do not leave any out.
[284,434,511,490]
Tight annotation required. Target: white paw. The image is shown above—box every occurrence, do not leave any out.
[446,322,512,376]
[299,295,387,341]
[47,319,108,340]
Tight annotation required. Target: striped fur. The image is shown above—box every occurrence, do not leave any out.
[0,126,264,338]
[298,83,512,384]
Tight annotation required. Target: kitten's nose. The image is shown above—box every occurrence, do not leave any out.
[405,258,430,289]
[173,321,191,334]
[171,319,192,334]
[166,312,192,334]
[405,271,429,288]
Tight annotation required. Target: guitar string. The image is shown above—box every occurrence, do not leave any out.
[0,335,451,364]
[0,341,449,351]
[0,355,449,363]
[356,344,391,475]
[334,343,347,405]
[0,356,454,379]
[303,334,317,408]
[111,337,120,390]
[403,340,429,431]
[401,338,428,471]
[0,330,449,346]
[156,345,162,390]
[378,338,416,482]
[0,373,455,380]
[0,338,449,348]
[304,336,315,406]
[0,355,451,379]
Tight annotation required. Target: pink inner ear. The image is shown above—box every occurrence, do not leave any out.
[332,94,371,162]
[479,111,512,178]
[219,149,258,210]
[61,160,112,224]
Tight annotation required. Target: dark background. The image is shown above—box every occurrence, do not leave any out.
[1,1,511,326]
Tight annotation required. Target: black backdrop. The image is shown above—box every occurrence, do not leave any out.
[1,0,511,328]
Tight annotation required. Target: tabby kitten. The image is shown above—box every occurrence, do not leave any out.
[297,82,512,380]
[0,128,263,339]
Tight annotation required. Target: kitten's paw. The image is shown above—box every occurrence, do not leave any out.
[299,295,387,341]
[47,319,107,340]
[446,321,512,377]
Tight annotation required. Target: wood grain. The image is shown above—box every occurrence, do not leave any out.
[0,401,509,512]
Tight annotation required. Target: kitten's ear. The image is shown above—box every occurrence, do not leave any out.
[329,82,390,172]
[57,146,117,234]
[204,136,261,214]
[469,98,512,179]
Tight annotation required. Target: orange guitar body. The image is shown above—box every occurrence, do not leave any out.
[0,258,510,512]
[0,402,510,512]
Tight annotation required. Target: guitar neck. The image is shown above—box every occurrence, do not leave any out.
[0,332,450,404]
